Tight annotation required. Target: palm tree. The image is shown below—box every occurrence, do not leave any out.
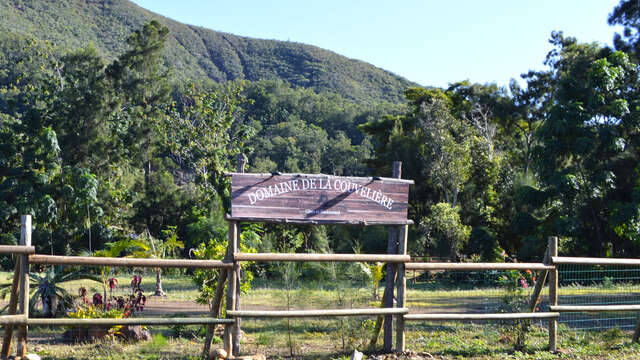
[92,238,150,301]
[92,228,183,297]
[139,226,183,296]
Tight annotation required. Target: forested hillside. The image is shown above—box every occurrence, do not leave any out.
[0,0,414,104]
[1,0,640,274]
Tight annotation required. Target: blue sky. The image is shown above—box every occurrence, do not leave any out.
[131,0,622,89]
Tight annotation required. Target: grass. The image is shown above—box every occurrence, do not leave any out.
[3,272,640,359]
[32,336,202,360]
[24,321,640,359]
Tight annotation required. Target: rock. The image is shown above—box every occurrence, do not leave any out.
[209,348,227,360]
[351,350,363,360]
[214,325,226,337]
[231,356,266,360]
[25,355,41,360]
[63,326,109,342]
[119,325,151,342]
[417,352,435,359]
[87,326,109,339]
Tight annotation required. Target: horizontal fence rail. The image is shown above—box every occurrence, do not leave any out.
[28,317,234,326]
[227,308,409,318]
[0,246,35,255]
[550,305,640,312]
[404,312,560,321]
[552,256,640,266]
[405,262,553,271]
[29,255,233,269]
[234,252,411,263]
[0,315,27,325]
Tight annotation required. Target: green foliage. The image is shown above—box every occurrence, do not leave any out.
[163,83,253,209]
[0,266,101,317]
[466,227,504,262]
[0,0,414,104]
[497,269,536,350]
[67,304,125,320]
[420,203,471,260]
[609,0,640,60]
[190,223,261,306]
[533,32,640,256]
[243,80,388,176]
[358,262,384,300]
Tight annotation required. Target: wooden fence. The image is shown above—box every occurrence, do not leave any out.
[3,220,640,358]
[0,215,234,359]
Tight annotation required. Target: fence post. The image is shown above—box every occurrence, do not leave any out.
[528,249,549,312]
[232,154,246,356]
[17,215,31,358]
[202,253,229,358]
[548,236,558,352]
[224,221,238,357]
[383,161,401,352]
[395,224,408,352]
[1,252,22,357]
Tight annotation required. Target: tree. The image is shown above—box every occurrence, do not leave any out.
[52,46,115,169]
[107,20,171,231]
[609,0,640,60]
[163,84,253,210]
[534,32,640,255]
[413,88,473,207]
[420,202,471,259]
[142,226,184,296]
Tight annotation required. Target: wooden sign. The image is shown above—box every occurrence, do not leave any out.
[230,173,412,224]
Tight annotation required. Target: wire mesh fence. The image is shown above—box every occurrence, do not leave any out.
[404,268,548,353]
[557,264,640,331]
[407,269,537,314]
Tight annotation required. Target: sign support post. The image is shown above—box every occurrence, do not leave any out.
[232,154,246,355]
[384,161,401,352]
[225,162,412,355]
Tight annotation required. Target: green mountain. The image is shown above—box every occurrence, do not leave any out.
[0,0,416,103]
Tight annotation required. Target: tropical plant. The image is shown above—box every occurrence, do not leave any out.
[191,223,260,308]
[358,262,384,300]
[1,266,101,317]
[497,266,536,350]
[140,226,184,296]
[92,237,149,301]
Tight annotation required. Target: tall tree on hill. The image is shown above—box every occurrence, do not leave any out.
[53,46,115,170]
[107,20,171,231]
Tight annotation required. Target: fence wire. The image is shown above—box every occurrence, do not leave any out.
[558,264,640,331]
[407,269,536,315]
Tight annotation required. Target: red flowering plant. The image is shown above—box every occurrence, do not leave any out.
[496,252,537,350]
[69,276,146,320]
[78,287,89,304]
[131,275,142,290]
[108,278,118,293]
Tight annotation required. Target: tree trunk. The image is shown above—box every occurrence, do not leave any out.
[154,268,165,297]
[42,297,50,317]
[87,203,92,252]
[50,294,59,317]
